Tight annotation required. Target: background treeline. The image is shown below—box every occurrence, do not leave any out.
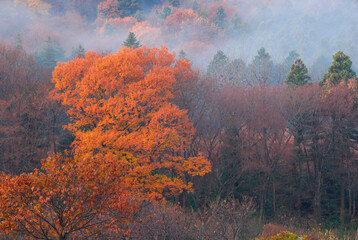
[0,35,357,239]
[3,0,358,72]
[179,48,358,226]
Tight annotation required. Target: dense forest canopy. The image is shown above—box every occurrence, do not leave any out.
[0,0,358,239]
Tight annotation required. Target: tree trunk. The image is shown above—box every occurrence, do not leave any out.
[314,170,322,219]
[260,193,264,223]
[273,175,276,214]
[340,175,345,224]
[352,191,356,221]
[59,234,67,240]
[349,189,352,218]
[259,188,264,223]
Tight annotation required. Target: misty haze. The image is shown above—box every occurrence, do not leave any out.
[0,0,357,239]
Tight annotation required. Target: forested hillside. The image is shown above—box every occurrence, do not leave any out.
[0,0,358,239]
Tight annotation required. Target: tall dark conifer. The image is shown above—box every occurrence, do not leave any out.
[213,6,227,29]
[123,32,141,49]
[320,51,357,86]
[286,58,310,86]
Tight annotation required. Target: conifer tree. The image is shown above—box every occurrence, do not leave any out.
[286,58,310,86]
[123,32,141,49]
[254,47,271,65]
[213,6,227,29]
[192,0,199,11]
[134,10,144,22]
[320,51,357,86]
[178,50,187,59]
[249,47,274,86]
[70,44,85,59]
[228,13,243,34]
[36,36,65,70]
[284,51,300,69]
[207,50,228,77]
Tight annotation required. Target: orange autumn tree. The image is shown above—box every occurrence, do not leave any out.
[0,46,210,239]
[0,154,137,239]
[52,46,211,199]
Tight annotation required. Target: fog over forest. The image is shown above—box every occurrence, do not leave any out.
[1,1,358,239]
[1,0,358,75]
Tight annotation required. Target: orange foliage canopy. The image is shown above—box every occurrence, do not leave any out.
[52,46,211,199]
[0,46,210,239]
[0,154,136,239]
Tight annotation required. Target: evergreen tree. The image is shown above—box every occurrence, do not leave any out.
[207,50,229,84]
[320,51,357,86]
[123,32,141,49]
[213,6,227,29]
[160,6,171,19]
[249,47,274,86]
[36,36,65,70]
[228,13,243,35]
[286,58,311,86]
[16,33,23,51]
[284,51,300,69]
[254,47,271,65]
[178,50,187,59]
[134,10,144,22]
[192,0,199,11]
[37,37,55,69]
[169,0,180,8]
[71,44,85,60]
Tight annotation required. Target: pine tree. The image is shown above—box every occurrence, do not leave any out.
[249,47,274,86]
[207,50,229,84]
[213,6,227,29]
[71,44,85,59]
[284,51,300,70]
[178,50,187,59]
[39,37,56,68]
[134,10,144,22]
[320,51,357,86]
[286,58,310,86]
[228,13,243,34]
[192,0,199,11]
[254,47,271,65]
[123,32,141,49]
[36,36,65,70]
